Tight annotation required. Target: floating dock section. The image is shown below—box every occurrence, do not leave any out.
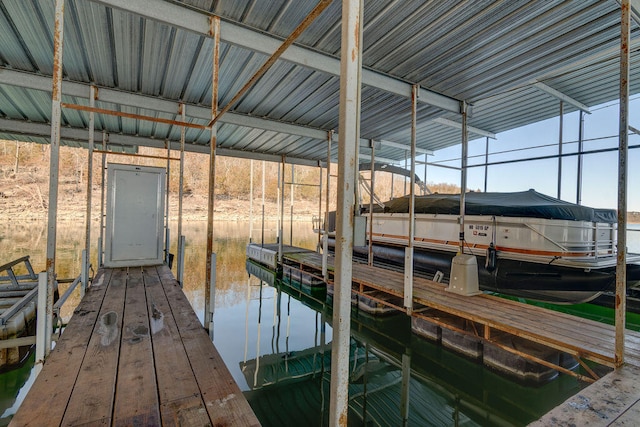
[10,265,259,426]
[246,244,640,385]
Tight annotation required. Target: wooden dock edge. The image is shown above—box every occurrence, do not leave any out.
[530,364,640,426]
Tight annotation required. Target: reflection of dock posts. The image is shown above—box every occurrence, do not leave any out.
[208,253,217,337]
[254,280,264,388]
[400,351,411,427]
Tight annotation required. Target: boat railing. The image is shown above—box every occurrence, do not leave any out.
[0,256,38,326]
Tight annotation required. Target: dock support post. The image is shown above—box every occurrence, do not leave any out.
[165,140,171,266]
[261,161,266,246]
[615,0,630,367]
[205,16,220,332]
[250,160,254,243]
[177,104,186,285]
[368,141,375,266]
[483,136,489,192]
[458,101,469,254]
[576,111,584,204]
[279,156,285,263]
[45,0,65,326]
[330,0,362,424]
[322,131,332,279]
[35,271,52,371]
[317,161,323,250]
[404,85,418,313]
[557,101,564,199]
[81,250,88,297]
[84,85,96,294]
[99,131,107,267]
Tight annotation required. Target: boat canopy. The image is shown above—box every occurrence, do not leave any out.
[366,189,617,223]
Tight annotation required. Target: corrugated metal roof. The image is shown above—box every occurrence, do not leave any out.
[0,0,638,165]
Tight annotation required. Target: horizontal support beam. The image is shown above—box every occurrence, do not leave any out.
[533,82,590,114]
[89,0,462,114]
[0,68,327,140]
[376,139,433,155]
[432,117,496,139]
[0,117,321,167]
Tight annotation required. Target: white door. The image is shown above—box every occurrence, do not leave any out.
[105,163,166,267]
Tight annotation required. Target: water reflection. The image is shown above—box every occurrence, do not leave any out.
[230,261,585,427]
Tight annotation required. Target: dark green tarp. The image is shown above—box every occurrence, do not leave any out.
[365,189,616,223]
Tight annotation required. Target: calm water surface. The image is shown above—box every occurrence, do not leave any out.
[2,220,640,426]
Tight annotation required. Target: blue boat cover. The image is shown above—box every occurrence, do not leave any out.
[367,189,617,223]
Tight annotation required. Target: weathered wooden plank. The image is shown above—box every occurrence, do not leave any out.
[531,364,640,426]
[61,268,127,426]
[157,266,260,427]
[112,267,160,427]
[143,266,211,426]
[9,268,112,427]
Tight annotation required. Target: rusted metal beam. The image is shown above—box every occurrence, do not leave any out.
[93,150,179,161]
[61,103,207,130]
[616,0,631,368]
[45,0,65,360]
[205,15,220,333]
[84,85,96,294]
[207,0,332,128]
[330,0,362,424]
[459,101,468,254]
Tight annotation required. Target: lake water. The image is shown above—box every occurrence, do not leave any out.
[2,220,640,425]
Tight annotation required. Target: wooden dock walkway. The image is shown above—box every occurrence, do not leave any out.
[10,265,259,426]
[282,250,640,378]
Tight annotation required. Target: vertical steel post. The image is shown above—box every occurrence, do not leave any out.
[165,139,171,265]
[317,162,323,250]
[368,141,375,266]
[290,164,294,246]
[483,136,489,193]
[459,102,468,254]
[250,159,254,243]
[35,271,48,372]
[262,161,266,246]
[84,85,96,295]
[577,111,584,205]
[330,0,362,424]
[423,154,428,195]
[616,0,630,367]
[279,156,285,261]
[557,101,564,199]
[404,151,408,196]
[322,131,332,278]
[99,131,107,267]
[177,104,186,285]
[46,0,64,344]
[404,85,418,312]
[205,16,220,332]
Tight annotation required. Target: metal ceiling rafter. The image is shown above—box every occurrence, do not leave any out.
[88,0,463,115]
[0,68,420,160]
[0,117,324,167]
[431,117,497,139]
[532,82,591,114]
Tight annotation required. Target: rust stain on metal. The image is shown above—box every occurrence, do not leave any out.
[352,13,360,62]
[616,293,621,308]
[51,2,65,100]
[339,411,347,427]
[207,0,331,127]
